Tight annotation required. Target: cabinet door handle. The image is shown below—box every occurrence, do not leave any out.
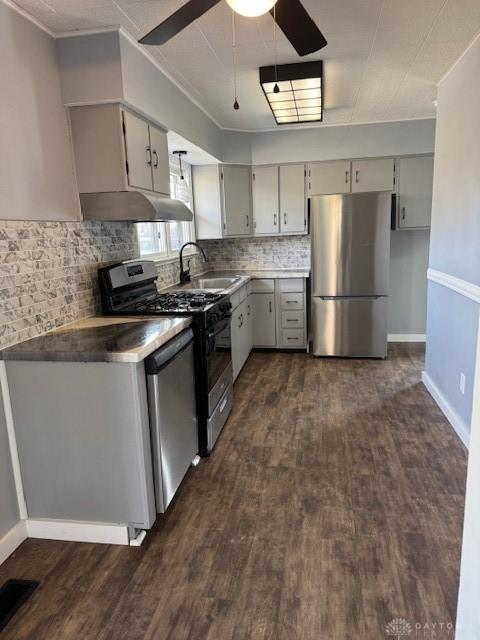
[248,304,251,316]
[355,170,359,184]
[269,301,272,313]
[286,319,299,323]
[345,170,349,184]
[284,212,287,225]
[286,300,297,304]
[246,215,249,228]
[401,207,406,221]
[274,213,277,226]
[146,146,152,166]
[152,149,158,168]
[238,314,243,329]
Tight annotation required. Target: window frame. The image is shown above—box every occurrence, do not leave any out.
[136,156,197,263]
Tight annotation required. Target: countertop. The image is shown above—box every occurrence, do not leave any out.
[165,269,310,297]
[0,316,192,364]
[2,269,308,363]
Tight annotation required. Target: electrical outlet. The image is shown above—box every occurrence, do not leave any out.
[460,372,466,395]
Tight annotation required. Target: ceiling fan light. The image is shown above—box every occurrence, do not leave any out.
[225,0,277,18]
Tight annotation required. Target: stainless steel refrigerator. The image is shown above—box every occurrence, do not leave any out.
[310,191,391,358]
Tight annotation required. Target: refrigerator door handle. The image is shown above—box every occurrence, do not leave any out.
[319,295,385,301]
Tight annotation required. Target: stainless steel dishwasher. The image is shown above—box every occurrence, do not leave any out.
[145,328,198,513]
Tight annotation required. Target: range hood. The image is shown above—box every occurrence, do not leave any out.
[80,191,193,222]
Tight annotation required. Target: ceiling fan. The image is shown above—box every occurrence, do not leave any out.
[138,0,328,57]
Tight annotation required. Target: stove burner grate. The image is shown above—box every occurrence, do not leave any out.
[138,291,223,312]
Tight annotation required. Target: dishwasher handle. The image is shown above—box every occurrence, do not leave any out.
[144,328,194,375]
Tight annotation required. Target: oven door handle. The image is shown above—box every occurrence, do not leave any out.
[206,319,230,341]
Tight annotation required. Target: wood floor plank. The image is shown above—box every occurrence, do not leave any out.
[0,344,467,639]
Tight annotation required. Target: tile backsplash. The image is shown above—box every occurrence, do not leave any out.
[0,222,306,350]
[0,221,209,350]
[0,220,138,349]
[200,235,310,271]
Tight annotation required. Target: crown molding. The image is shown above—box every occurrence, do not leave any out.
[222,116,436,134]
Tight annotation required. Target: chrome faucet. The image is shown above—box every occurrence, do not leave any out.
[179,242,207,284]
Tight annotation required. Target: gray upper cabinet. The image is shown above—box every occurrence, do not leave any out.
[149,124,170,195]
[122,110,152,191]
[308,160,351,195]
[279,164,306,234]
[351,158,395,193]
[397,155,434,229]
[308,158,395,195]
[193,164,253,239]
[222,165,252,237]
[252,166,279,235]
[252,164,306,236]
[69,104,170,197]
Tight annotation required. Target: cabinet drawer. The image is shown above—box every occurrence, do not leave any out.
[280,292,304,310]
[251,278,275,293]
[281,310,304,329]
[278,278,304,293]
[281,329,305,348]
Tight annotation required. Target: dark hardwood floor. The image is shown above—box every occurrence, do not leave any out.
[0,345,468,639]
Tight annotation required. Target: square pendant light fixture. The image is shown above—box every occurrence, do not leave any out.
[259,61,323,125]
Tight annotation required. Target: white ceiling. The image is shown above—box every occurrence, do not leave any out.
[12,0,480,131]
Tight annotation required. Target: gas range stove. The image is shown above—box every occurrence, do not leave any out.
[98,260,231,326]
[135,291,223,313]
[98,260,234,457]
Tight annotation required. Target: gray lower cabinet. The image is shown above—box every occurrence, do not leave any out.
[231,278,307,381]
[231,285,253,382]
[6,360,156,529]
[252,292,276,347]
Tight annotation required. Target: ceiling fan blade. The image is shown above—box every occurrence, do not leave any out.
[139,0,221,46]
[271,0,327,56]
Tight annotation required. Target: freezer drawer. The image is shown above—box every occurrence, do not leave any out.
[207,384,233,452]
[312,296,387,358]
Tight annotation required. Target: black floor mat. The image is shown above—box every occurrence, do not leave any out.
[0,579,39,633]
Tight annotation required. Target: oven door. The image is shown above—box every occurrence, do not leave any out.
[206,318,232,415]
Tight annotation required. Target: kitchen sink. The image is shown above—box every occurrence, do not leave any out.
[196,277,240,289]
[167,274,242,293]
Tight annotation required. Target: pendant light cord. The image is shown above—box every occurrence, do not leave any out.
[273,3,279,92]
[231,10,239,109]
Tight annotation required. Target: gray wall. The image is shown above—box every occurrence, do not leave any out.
[425,34,480,436]
[247,119,436,165]
[440,36,480,639]
[0,2,79,221]
[56,31,224,162]
[0,392,19,539]
[389,230,430,336]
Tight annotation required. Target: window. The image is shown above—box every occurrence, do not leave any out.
[137,156,196,260]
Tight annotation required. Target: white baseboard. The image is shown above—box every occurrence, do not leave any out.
[388,333,426,342]
[0,520,27,565]
[26,519,130,546]
[422,371,470,447]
